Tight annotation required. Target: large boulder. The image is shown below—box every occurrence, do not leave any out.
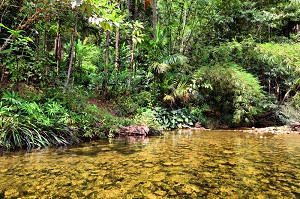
[118,125,161,136]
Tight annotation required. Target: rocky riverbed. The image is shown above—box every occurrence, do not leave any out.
[1,130,300,198]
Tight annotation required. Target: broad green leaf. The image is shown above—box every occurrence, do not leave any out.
[0,49,13,54]
[86,4,92,16]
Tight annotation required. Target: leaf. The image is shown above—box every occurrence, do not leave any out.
[113,22,120,28]
[177,117,183,122]
[0,23,10,30]
[100,21,111,31]
[0,48,13,55]
[86,3,92,17]
[81,3,86,13]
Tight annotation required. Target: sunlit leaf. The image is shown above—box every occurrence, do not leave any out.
[86,3,92,16]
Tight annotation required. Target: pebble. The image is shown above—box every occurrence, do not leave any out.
[154,190,167,196]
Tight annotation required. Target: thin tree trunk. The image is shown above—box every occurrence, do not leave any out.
[102,30,110,99]
[54,20,62,75]
[167,1,172,55]
[130,42,135,71]
[0,0,6,10]
[180,5,187,53]
[1,62,4,84]
[152,0,157,41]
[105,30,110,65]
[280,89,291,105]
[115,28,120,70]
[134,0,138,20]
[115,0,121,70]
[128,0,132,18]
[65,31,75,88]
[65,12,78,88]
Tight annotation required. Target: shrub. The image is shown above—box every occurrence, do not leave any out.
[134,107,199,130]
[134,108,163,130]
[193,63,265,126]
[0,91,80,150]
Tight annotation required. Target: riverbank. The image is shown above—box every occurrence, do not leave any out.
[240,125,300,135]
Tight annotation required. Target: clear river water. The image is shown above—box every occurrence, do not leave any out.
[0,129,300,199]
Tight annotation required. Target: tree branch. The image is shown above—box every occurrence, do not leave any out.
[0,0,6,10]
[280,89,291,105]
[0,9,42,52]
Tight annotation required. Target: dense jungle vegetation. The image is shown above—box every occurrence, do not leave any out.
[1,0,300,150]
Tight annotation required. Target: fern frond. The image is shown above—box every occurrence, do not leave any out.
[151,62,171,74]
[163,54,189,66]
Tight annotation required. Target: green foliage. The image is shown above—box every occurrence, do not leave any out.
[193,63,265,125]
[133,106,202,131]
[0,116,80,150]
[0,89,135,150]
[0,91,80,150]
[277,92,300,124]
[190,105,209,125]
[1,0,300,150]
[151,107,198,130]
[74,104,133,139]
[253,43,300,101]
[114,95,141,117]
[134,108,163,130]
[277,104,300,125]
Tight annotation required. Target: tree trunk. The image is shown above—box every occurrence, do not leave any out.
[64,30,75,88]
[167,1,172,55]
[105,31,110,65]
[180,4,187,53]
[152,0,157,41]
[115,0,121,70]
[115,28,120,70]
[101,30,110,99]
[131,42,135,68]
[0,0,6,10]
[65,12,78,88]
[128,0,132,18]
[134,0,138,20]
[54,20,63,76]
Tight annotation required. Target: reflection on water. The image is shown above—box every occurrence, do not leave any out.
[0,130,300,198]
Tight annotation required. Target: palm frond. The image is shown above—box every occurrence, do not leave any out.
[163,54,189,66]
[151,62,171,74]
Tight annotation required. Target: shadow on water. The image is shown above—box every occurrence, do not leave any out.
[50,135,151,157]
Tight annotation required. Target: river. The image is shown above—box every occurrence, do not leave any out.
[0,130,300,198]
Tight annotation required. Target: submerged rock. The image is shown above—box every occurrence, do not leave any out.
[154,190,167,196]
[5,189,20,198]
